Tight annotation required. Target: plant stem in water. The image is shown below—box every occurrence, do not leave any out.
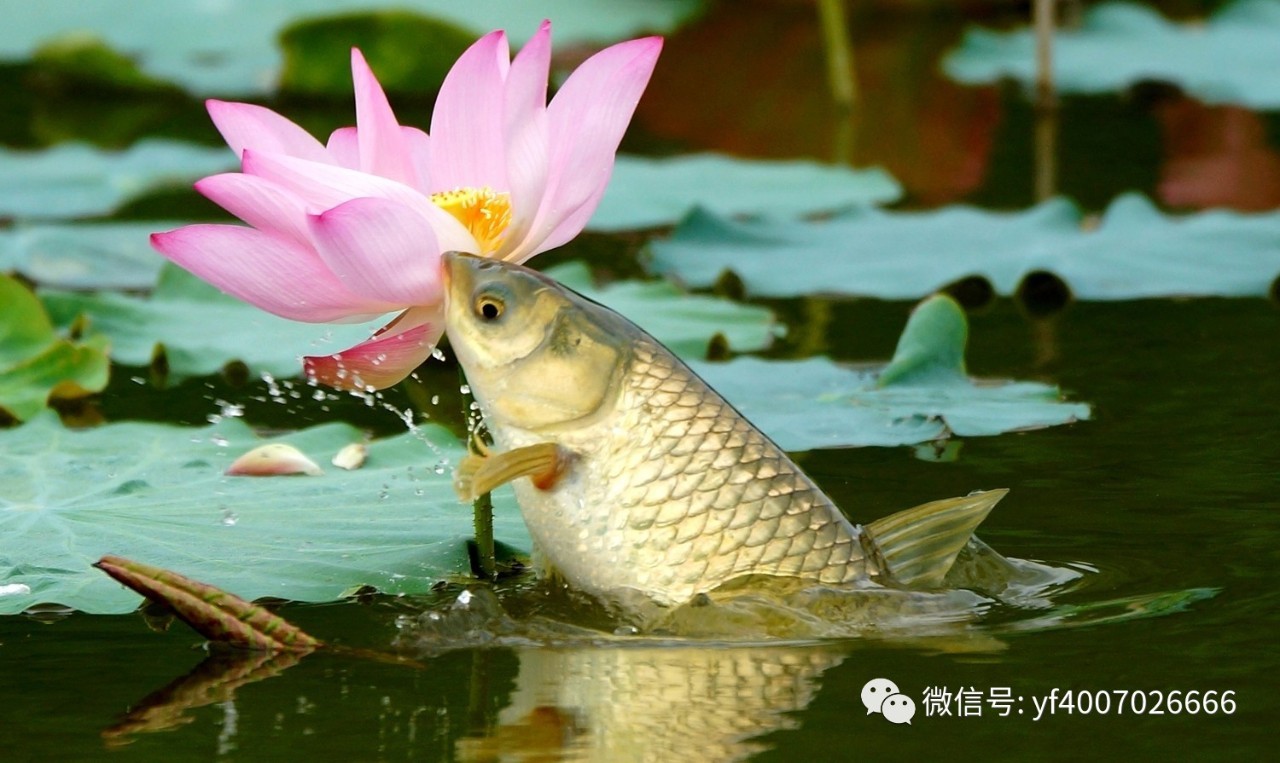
[817,0,857,112]
[460,365,497,580]
[473,489,496,580]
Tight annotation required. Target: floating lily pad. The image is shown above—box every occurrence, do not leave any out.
[40,265,382,382]
[546,262,776,357]
[39,261,773,382]
[588,153,902,231]
[0,274,109,422]
[0,0,703,96]
[0,222,178,289]
[650,194,1280,300]
[0,141,233,221]
[944,0,1280,109]
[691,296,1090,451]
[0,414,528,615]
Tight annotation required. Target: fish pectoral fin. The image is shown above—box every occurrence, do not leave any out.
[863,488,1009,589]
[453,443,573,502]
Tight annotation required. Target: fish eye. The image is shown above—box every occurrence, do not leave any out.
[473,291,506,322]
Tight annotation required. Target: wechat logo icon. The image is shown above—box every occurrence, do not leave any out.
[862,678,917,725]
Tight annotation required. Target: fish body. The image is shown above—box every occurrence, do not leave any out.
[443,253,1000,607]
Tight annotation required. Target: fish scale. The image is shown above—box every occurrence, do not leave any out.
[498,334,871,604]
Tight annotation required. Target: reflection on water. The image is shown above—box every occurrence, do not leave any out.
[102,648,306,746]
[1155,98,1280,211]
[96,567,1217,757]
[456,644,845,763]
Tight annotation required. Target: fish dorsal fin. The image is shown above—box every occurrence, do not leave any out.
[863,489,1008,589]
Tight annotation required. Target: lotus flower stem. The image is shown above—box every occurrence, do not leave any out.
[1034,0,1055,103]
[1033,0,1059,201]
[817,0,857,113]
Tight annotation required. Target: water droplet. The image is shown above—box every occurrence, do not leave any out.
[219,510,239,526]
[430,395,440,405]
[613,625,639,637]
[130,376,146,385]
[459,384,470,395]
[210,434,229,447]
[455,590,474,607]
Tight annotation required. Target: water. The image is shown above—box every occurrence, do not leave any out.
[4,2,1280,760]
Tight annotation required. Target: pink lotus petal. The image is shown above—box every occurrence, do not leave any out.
[303,306,443,390]
[207,100,331,164]
[308,197,445,305]
[326,126,360,168]
[240,150,478,253]
[497,21,552,260]
[151,224,397,322]
[195,173,310,245]
[531,36,663,254]
[350,49,417,187]
[429,30,511,193]
[401,126,432,193]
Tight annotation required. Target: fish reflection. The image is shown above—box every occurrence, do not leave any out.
[456,644,846,763]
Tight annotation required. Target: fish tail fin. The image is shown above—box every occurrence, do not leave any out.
[863,489,1009,589]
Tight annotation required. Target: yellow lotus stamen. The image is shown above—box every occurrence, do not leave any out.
[430,187,512,254]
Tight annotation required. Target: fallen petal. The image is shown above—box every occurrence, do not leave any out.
[226,443,323,477]
[332,443,368,470]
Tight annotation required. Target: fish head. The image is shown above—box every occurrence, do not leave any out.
[442,252,625,431]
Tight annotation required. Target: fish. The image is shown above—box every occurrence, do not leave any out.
[442,251,1009,609]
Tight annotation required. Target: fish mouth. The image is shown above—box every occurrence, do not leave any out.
[441,250,459,290]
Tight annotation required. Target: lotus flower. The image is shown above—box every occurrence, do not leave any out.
[152,23,661,390]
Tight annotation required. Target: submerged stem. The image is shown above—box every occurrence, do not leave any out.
[473,490,496,580]
[460,365,497,580]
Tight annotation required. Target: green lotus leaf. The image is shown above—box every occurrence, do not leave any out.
[944,0,1280,109]
[650,194,1280,300]
[0,141,233,221]
[40,265,382,382]
[588,153,902,231]
[0,274,109,422]
[0,414,528,615]
[0,221,177,289]
[691,296,1090,451]
[0,0,703,96]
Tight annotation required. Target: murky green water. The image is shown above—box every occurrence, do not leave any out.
[3,3,1279,760]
